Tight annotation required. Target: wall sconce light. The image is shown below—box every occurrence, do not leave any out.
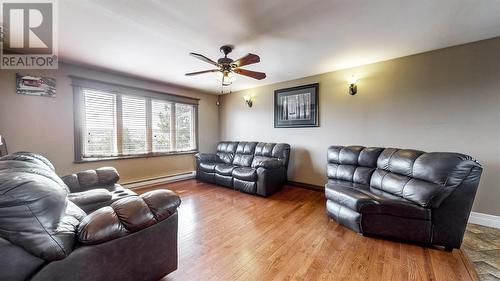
[244,95,253,107]
[348,75,358,95]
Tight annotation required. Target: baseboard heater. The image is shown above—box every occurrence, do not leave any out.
[123,171,196,190]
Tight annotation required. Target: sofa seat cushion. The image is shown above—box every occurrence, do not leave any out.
[325,181,377,211]
[68,188,113,206]
[215,164,238,176]
[325,180,430,220]
[199,162,218,173]
[232,167,257,181]
[361,200,430,220]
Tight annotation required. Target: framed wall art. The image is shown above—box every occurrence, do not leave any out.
[16,73,56,97]
[274,83,318,128]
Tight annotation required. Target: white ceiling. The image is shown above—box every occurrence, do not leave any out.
[59,0,500,93]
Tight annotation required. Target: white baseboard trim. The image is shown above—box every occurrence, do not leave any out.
[123,171,195,189]
[468,212,500,229]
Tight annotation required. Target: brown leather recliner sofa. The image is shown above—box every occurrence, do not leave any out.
[0,152,181,281]
[325,145,482,250]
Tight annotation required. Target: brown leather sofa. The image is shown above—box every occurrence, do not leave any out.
[325,145,482,250]
[0,152,181,281]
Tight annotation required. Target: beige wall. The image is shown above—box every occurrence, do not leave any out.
[220,37,500,216]
[0,63,219,183]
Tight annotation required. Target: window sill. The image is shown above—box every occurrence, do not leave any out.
[74,150,198,163]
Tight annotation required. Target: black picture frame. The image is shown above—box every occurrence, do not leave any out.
[274,83,319,128]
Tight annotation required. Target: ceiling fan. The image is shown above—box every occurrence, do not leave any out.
[185,45,266,87]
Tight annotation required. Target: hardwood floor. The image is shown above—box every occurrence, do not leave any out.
[136,180,478,281]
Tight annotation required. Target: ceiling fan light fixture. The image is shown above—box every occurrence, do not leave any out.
[216,71,236,86]
[186,45,266,88]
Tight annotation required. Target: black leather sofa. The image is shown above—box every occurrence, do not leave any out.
[195,141,290,196]
[61,166,137,213]
[4,151,136,214]
[325,145,482,250]
[0,152,181,281]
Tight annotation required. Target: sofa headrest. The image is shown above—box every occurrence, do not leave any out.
[327,146,384,167]
[0,151,55,171]
[0,153,81,261]
[216,142,239,164]
[216,142,238,154]
[235,142,258,154]
[217,141,291,169]
[377,148,481,187]
[254,142,290,166]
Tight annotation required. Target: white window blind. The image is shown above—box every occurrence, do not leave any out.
[122,95,147,155]
[77,87,197,160]
[175,103,196,151]
[82,90,118,157]
[152,100,172,153]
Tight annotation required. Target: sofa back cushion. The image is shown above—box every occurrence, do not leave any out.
[327,146,384,185]
[232,142,257,167]
[216,142,238,164]
[0,153,84,261]
[370,148,481,208]
[252,142,291,169]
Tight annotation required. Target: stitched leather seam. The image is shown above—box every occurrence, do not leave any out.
[352,166,356,183]
[386,149,398,171]
[26,203,67,257]
[411,154,423,178]
[400,177,412,198]
[443,162,475,187]
[379,170,389,192]
[427,166,475,208]
[337,203,342,222]
[363,212,430,221]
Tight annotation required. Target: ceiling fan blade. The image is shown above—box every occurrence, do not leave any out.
[189,52,219,66]
[185,69,220,76]
[231,53,260,67]
[234,68,266,80]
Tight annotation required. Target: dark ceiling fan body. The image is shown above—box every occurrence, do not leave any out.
[186,45,266,83]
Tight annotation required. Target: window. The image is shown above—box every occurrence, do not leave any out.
[175,103,196,151]
[82,90,117,157]
[73,79,198,161]
[122,95,147,155]
[151,100,172,153]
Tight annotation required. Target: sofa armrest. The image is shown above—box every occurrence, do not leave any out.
[61,167,120,192]
[67,188,113,206]
[195,153,219,163]
[252,158,283,169]
[77,189,181,245]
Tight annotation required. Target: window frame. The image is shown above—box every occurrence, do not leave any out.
[72,76,199,163]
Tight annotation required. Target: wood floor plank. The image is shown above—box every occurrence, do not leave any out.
[136,180,477,281]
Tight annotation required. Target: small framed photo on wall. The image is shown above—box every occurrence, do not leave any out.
[274,83,318,128]
[16,73,56,98]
